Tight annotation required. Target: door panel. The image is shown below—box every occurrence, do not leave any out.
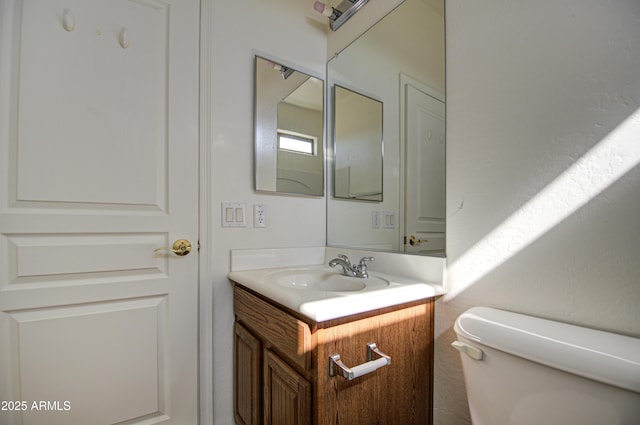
[8,298,167,425]
[0,0,199,423]
[404,83,445,254]
[16,0,169,207]
[8,233,166,279]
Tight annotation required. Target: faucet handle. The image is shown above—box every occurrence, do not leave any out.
[355,257,374,278]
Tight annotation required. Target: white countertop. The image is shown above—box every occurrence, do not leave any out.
[229,264,443,322]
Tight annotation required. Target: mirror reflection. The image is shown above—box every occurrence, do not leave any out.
[333,85,383,201]
[255,56,324,196]
[327,0,445,255]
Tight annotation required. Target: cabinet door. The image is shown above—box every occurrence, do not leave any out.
[315,301,433,425]
[264,349,311,425]
[235,323,262,425]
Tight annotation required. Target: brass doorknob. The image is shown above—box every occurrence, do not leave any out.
[408,235,427,246]
[154,239,192,256]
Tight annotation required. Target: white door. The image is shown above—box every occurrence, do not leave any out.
[0,0,199,424]
[404,83,445,254]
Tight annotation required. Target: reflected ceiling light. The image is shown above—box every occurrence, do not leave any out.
[267,61,294,80]
[279,66,294,80]
[313,0,370,31]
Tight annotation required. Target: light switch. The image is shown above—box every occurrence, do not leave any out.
[222,202,246,227]
[383,211,396,229]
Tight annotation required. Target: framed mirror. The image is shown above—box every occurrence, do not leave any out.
[254,56,324,196]
[327,0,445,255]
[333,85,383,201]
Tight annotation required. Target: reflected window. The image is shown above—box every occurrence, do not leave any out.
[278,130,316,156]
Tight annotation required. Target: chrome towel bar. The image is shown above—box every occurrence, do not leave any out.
[329,343,391,381]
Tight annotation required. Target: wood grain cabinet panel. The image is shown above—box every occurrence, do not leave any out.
[234,286,312,371]
[235,322,262,425]
[314,302,432,425]
[264,349,311,425]
[233,284,435,425]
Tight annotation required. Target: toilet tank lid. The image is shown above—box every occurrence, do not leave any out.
[454,307,640,394]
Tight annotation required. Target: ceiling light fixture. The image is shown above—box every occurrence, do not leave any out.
[313,0,370,31]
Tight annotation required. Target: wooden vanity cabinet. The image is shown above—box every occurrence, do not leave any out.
[233,284,435,425]
[234,322,262,425]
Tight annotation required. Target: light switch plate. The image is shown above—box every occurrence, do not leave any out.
[383,211,396,229]
[222,202,246,227]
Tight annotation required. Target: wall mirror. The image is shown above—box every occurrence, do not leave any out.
[327,0,445,255]
[333,84,383,201]
[255,56,324,196]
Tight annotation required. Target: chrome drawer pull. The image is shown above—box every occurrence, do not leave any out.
[329,343,391,381]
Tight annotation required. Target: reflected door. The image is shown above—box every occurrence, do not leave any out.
[0,0,199,423]
[404,84,445,254]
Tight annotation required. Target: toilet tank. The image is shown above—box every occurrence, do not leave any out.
[452,307,640,425]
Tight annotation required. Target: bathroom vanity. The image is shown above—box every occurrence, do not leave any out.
[230,258,441,425]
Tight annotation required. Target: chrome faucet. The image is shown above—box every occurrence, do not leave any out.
[328,256,356,277]
[328,254,374,278]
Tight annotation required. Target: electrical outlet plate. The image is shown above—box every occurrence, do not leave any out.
[371,211,380,229]
[254,204,267,228]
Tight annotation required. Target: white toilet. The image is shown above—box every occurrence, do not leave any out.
[452,307,640,425]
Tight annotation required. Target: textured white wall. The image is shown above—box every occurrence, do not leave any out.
[436,1,640,424]
[208,0,327,423]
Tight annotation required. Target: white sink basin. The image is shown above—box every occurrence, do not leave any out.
[228,265,441,322]
[268,269,389,292]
